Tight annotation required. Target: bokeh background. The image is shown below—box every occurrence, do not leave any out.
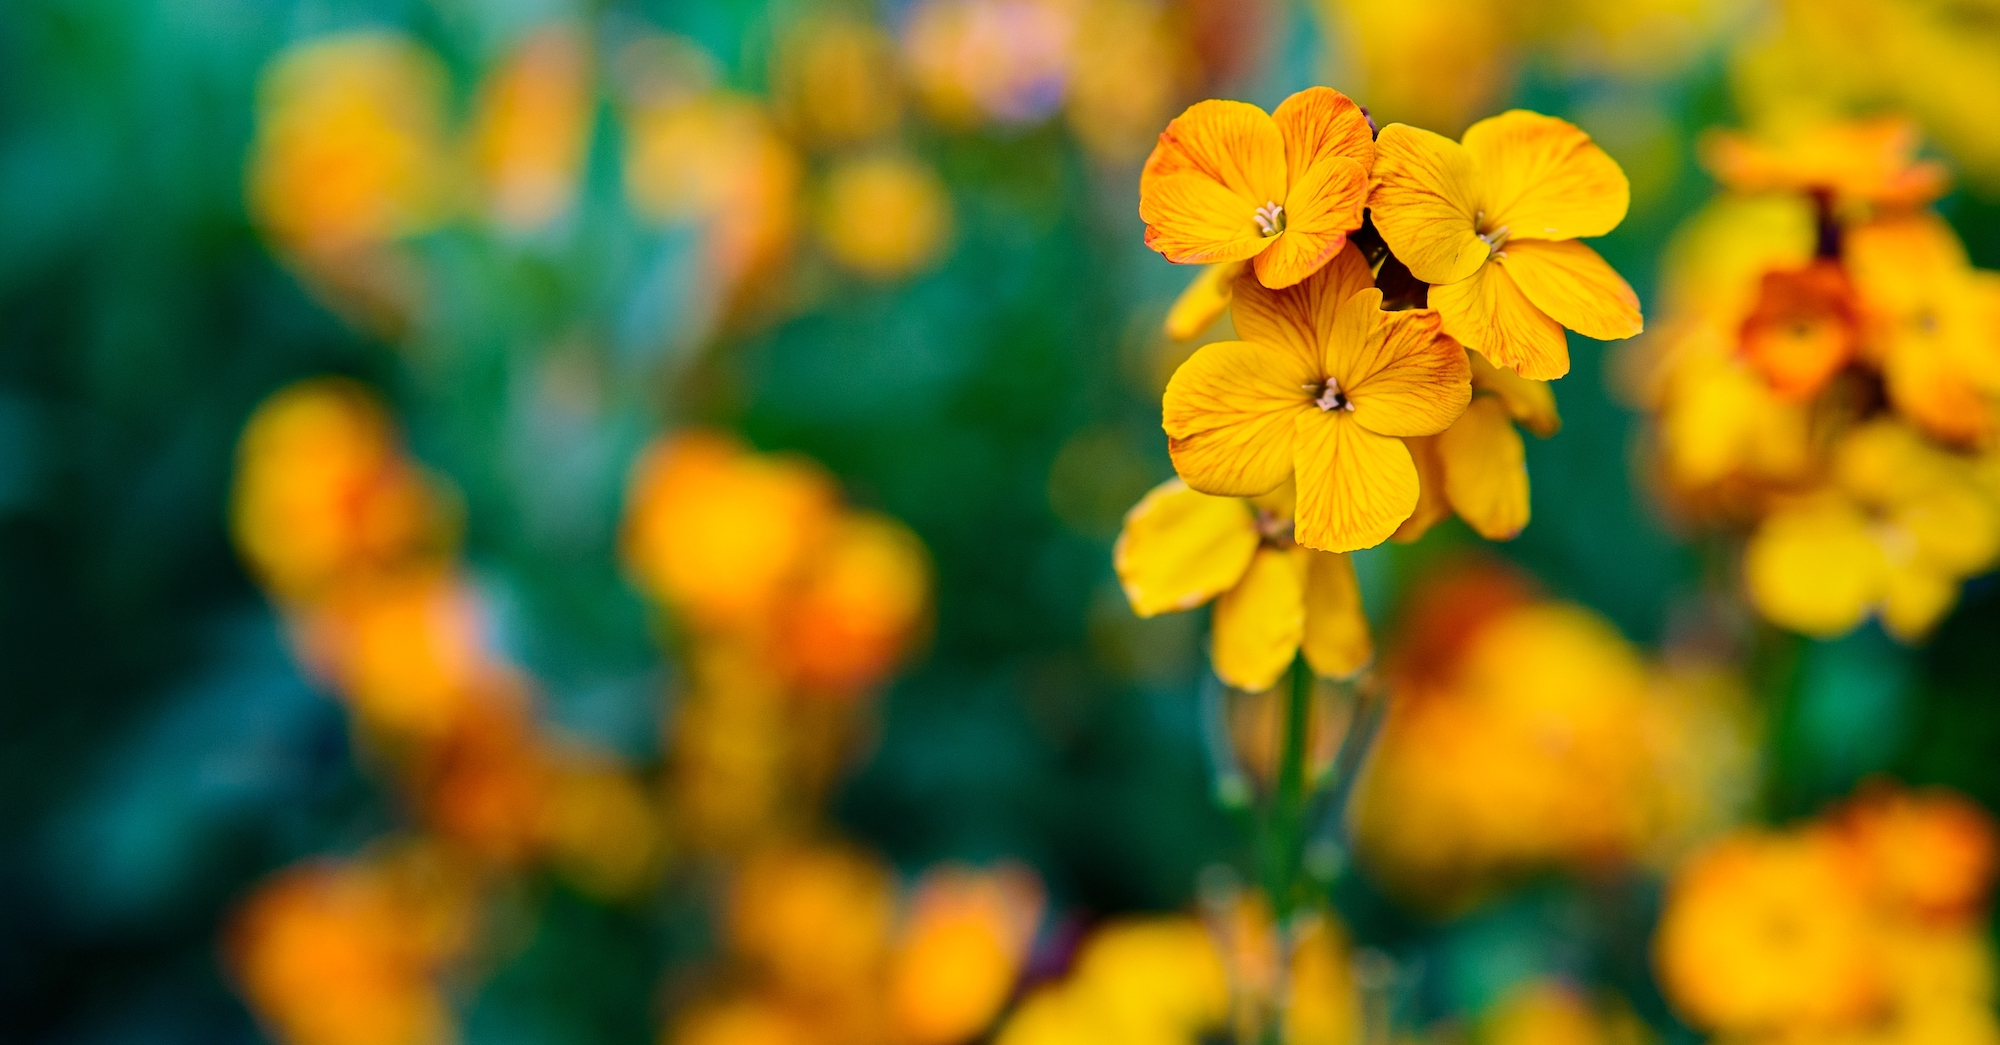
[6,0,2000,1042]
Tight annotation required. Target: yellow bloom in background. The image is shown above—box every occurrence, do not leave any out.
[467,25,595,233]
[886,864,1045,1045]
[770,15,904,150]
[728,842,898,1003]
[1140,87,1374,290]
[670,998,814,1045]
[1370,110,1641,379]
[294,569,497,742]
[1065,0,1193,164]
[538,752,669,900]
[667,642,794,854]
[996,916,1231,1045]
[1161,249,1471,552]
[902,0,1079,130]
[779,512,933,697]
[1479,980,1643,1045]
[1163,261,1245,342]
[1395,352,1561,542]
[1314,0,1514,138]
[818,153,955,280]
[1701,116,1950,209]
[248,32,455,257]
[1846,213,2000,447]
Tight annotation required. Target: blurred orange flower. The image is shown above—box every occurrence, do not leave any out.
[886,864,1046,1045]
[1702,117,1950,208]
[729,842,898,1003]
[468,26,594,233]
[780,512,933,697]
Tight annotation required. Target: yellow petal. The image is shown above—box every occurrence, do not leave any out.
[1367,123,1486,286]
[1335,299,1473,438]
[1435,396,1529,540]
[1430,260,1570,380]
[1291,410,1419,553]
[1163,261,1244,342]
[1301,550,1371,679]
[1390,436,1450,543]
[1141,100,1286,265]
[1895,484,2000,577]
[1210,546,1304,691]
[1461,110,1629,242]
[1881,563,1957,643]
[1744,499,1885,638]
[1470,350,1561,436]
[1252,156,1368,289]
[1501,239,1642,341]
[1273,86,1374,183]
[1883,332,1998,446]
[1231,244,1373,376]
[1163,340,1314,497]
[1112,478,1261,617]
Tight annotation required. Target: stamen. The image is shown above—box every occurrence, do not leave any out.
[1311,378,1353,412]
[1478,224,1511,256]
[1252,201,1286,237]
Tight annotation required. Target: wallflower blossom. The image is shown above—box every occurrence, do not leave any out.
[1161,246,1471,552]
[1113,477,1370,691]
[1064,0,1193,163]
[1163,261,1246,342]
[885,865,1046,1045]
[1394,352,1561,542]
[994,916,1231,1045]
[1140,87,1374,289]
[1845,212,2000,446]
[778,512,933,698]
[771,15,904,149]
[817,153,955,280]
[467,26,594,233]
[1370,110,1642,379]
[728,843,899,1003]
[1701,116,1950,208]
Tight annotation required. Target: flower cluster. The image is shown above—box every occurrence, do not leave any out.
[1123,87,1640,690]
[1655,782,2000,1042]
[1627,118,2000,641]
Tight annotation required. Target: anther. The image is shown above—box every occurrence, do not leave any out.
[1253,201,1286,237]
[1311,378,1353,412]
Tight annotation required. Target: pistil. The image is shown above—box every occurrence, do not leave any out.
[1253,201,1287,237]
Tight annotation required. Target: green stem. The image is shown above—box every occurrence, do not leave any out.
[1264,656,1314,925]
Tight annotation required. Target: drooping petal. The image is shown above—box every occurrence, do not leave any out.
[1232,245,1373,375]
[1163,340,1315,496]
[1210,546,1304,691]
[1502,239,1643,341]
[1164,260,1245,341]
[1112,478,1261,617]
[1253,156,1368,289]
[1743,499,1885,638]
[1390,436,1450,543]
[1470,350,1561,436]
[1430,260,1571,380]
[1273,86,1374,182]
[1367,124,1487,285]
[1333,301,1472,438]
[1291,411,1420,553]
[1301,550,1371,679]
[1461,110,1628,242]
[1435,396,1529,540]
[1140,100,1288,265]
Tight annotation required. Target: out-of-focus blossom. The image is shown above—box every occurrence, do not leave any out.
[538,751,669,899]
[1394,352,1561,543]
[886,864,1046,1045]
[728,842,898,1003]
[467,26,595,233]
[994,915,1232,1045]
[771,15,903,149]
[1162,248,1471,553]
[1840,784,2000,925]
[1845,213,2000,447]
[1163,261,1245,342]
[903,0,1079,129]
[1370,110,1641,380]
[1065,0,1192,163]
[228,845,476,1045]
[294,569,498,742]
[232,379,450,604]
[668,642,794,854]
[1113,477,1370,691]
[1478,980,1643,1045]
[1315,0,1514,137]
[1140,87,1374,290]
[1203,893,1357,1045]
[780,512,933,698]
[817,153,954,280]
[1702,117,1950,209]
[670,998,815,1045]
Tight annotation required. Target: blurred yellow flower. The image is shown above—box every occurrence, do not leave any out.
[1846,213,2000,447]
[1163,261,1245,342]
[467,26,594,233]
[1065,0,1192,163]
[539,752,669,900]
[729,842,897,1002]
[1113,477,1370,691]
[818,153,954,280]
[1162,248,1471,552]
[1315,0,1513,137]
[1140,87,1374,290]
[1702,117,1950,209]
[903,0,1079,130]
[670,998,814,1045]
[780,512,933,697]
[295,570,495,742]
[995,915,1230,1045]
[886,864,1045,1045]
[1479,980,1642,1045]
[771,15,903,149]
[1370,110,1641,379]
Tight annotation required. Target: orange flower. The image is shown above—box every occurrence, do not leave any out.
[1702,117,1950,208]
[467,26,594,232]
[1369,110,1641,379]
[779,512,933,696]
[1846,212,2000,446]
[1161,246,1471,551]
[1737,260,1858,399]
[1395,351,1562,543]
[1139,87,1374,289]
[1840,784,1999,925]
[886,865,1045,1045]
[295,570,497,741]
[728,842,897,1002]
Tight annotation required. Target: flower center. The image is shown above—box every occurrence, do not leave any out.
[1253,200,1286,237]
[1474,209,1510,256]
[1307,378,1353,412]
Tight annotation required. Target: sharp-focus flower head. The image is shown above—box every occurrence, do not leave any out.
[1114,477,1370,691]
[1161,247,1472,552]
[1140,87,1375,290]
[1702,116,1951,208]
[1370,110,1642,379]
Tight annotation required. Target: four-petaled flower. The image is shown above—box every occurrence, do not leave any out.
[1370,110,1643,380]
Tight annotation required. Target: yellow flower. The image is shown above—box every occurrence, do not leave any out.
[728,843,897,1002]
[1139,87,1374,289]
[1113,478,1371,692]
[1065,0,1192,163]
[1160,247,1472,552]
[886,864,1045,1045]
[1369,110,1642,379]
[294,570,496,742]
[1480,980,1640,1045]
[1394,351,1561,543]
[538,752,667,900]
[770,15,904,149]
[1846,213,2000,447]
[1701,117,1951,208]
[467,26,594,233]
[818,153,954,280]
[1313,0,1511,138]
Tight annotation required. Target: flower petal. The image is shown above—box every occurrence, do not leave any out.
[1502,239,1643,341]
[1462,110,1628,242]
[1112,478,1261,617]
[1470,350,1561,436]
[1291,411,1420,553]
[1881,563,1956,643]
[1210,546,1304,691]
[1744,498,1885,638]
[1232,244,1373,375]
[1301,550,1371,679]
[1389,436,1450,543]
[1273,86,1374,181]
[1252,156,1368,289]
[1367,124,1486,285]
[1163,340,1314,496]
[1164,261,1245,342]
[1436,396,1529,540]
[1334,299,1472,438]
[1430,261,1570,380]
[1141,100,1287,265]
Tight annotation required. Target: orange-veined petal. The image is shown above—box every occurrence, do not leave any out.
[1435,396,1529,540]
[1430,260,1570,380]
[1141,100,1287,265]
[1502,239,1642,342]
[1368,124,1486,285]
[1291,411,1420,553]
[1232,244,1373,375]
[1163,340,1315,496]
[1273,86,1374,182]
[1210,546,1304,691]
[1390,436,1450,543]
[1462,110,1628,242]
[1470,350,1560,436]
[1253,155,1368,289]
[1141,172,1273,265]
[1301,550,1371,679]
[1330,294,1472,438]
[1112,479,1262,617]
